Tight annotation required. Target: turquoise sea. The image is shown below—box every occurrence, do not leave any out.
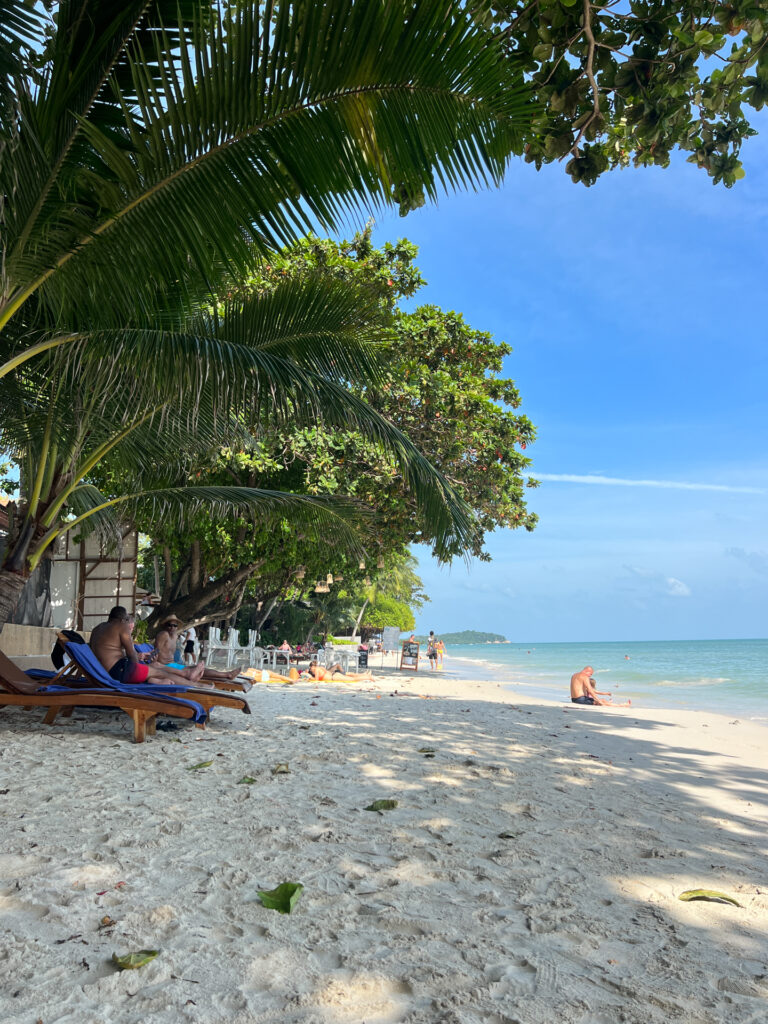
[442,639,768,720]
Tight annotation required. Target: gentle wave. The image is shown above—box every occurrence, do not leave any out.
[652,677,731,688]
[441,639,767,716]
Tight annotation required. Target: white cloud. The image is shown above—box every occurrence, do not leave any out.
[536,473,764,495]
[665,577,691,598]
[621,565,691,599]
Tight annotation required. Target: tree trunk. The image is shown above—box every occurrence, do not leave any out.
[354,598,370,634]
[256,595,279,632]
[190,540,201,591]
[0,510,40,632]
[162,546,173,598]
[147,561,263,632]
[0,569,29,633]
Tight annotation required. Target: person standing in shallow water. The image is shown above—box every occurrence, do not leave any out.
[427,631,438,671]
[570,666,631,706]
[436,639,446,668]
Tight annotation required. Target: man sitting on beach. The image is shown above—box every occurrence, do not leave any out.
[154,616,242,683]
[90,607,205,685]
[570,666,631,707]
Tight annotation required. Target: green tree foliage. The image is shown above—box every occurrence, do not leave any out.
[361,593,416,634]
[253,233,539,561]
[0,0,531,626]
[135,233,536,630]
[479,1,768,185]
[368,305,538,559]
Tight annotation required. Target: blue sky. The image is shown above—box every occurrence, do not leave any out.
[371,130,767,643]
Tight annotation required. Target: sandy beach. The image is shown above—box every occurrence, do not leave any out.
[1,665,767,1024]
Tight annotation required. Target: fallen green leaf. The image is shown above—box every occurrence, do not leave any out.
[238,775,257,785]
[678,889,741,907]
[364,799,399,812]
[418,747,436,753]
[271,763,291,775]
[257,882,303,914]
[187,760,214,771]
[112,950,159,971]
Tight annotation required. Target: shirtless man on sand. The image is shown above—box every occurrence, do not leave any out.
[90,607,205,685]
[570,666,631,707]
[154,616,241,683]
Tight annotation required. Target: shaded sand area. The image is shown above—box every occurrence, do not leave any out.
[1,670,767,1023]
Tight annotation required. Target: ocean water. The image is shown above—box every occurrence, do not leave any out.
[442,639,768,720]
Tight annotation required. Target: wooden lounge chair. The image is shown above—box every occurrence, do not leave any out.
[60,642,251,721]
[0,649,206,743]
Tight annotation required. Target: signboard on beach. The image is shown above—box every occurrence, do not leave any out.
[400,641,419,671]
[381,627,401,652]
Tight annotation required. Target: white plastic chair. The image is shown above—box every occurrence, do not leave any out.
[249,646,268,670]
[272,646,293,672]
[204,627,229,665]
[225,629,252,669]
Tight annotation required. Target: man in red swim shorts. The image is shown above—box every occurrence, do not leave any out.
[90,607,205,685]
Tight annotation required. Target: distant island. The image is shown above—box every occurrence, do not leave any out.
[413,630,508,645]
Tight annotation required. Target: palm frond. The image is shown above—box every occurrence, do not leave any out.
[39,485,372,569]
[3,0,531,333]
[0,1,45,86]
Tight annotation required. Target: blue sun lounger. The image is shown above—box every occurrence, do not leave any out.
[59,642,250,720]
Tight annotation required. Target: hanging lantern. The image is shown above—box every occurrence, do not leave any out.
[295,567,306,580]
[257,601,263,611]
[335,574,344,583]
[314,581,324,592]
[363,576,371,586]
[377,558,385,569]
[359,560,366,570]
[326,573,334,585]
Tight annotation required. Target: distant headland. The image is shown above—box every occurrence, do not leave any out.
[413,630,509,645]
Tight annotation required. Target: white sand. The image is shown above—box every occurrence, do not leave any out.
[1,665,767,1024]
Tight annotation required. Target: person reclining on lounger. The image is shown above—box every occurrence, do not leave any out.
[90,607,206,685]
[304,658,374,683]
[154,616,241,683]
[570,666,631,707]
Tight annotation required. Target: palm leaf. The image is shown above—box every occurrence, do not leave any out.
[2,0,531,336]
[34,484,373,570]
[0,1,44,85]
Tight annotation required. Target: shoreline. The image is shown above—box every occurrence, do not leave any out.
[1,668,767,1023]
[365,656,768,729]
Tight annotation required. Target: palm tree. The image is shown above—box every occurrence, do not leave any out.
[0,275,472,624]
[0,1,531,622]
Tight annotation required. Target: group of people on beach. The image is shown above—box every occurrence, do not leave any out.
[77,606,632,707]
[88,608,242,687]
[86,608,375,687]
